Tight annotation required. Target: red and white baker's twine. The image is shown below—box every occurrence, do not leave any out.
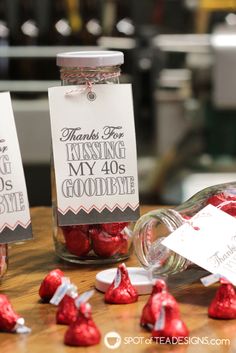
[62,70,121,96]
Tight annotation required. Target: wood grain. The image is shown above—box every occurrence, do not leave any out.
[0,206,234,353]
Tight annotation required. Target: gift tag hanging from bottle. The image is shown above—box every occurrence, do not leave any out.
[0,92,32,243]
[49,51,139,264]
[49,84,139,225]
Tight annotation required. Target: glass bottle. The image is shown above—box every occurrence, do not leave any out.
[0,0,9,80]
[134,182,236,277]
[0,0,9,276]
[53,50,134,264]
[0,245,8,279]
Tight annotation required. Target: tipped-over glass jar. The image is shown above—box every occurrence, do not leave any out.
[52,50,134,264]
[134,182,236,277]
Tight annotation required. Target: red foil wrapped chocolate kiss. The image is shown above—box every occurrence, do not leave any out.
[101,222,129,235]
[140,279,176,329]
[91,227,128,258]
[208,279,236,319]
[64,292,101,347]
[63,225,91,256]
[105,263,138,304]
[39,269,65,302]
[0,294,31,333]
[56,295,78,325]
[50,278,79,325]
[152,299,189,344]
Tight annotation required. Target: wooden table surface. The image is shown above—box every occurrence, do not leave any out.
[0,206,235,353]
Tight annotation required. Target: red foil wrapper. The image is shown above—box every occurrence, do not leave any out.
[39,269,65,302]
[140,279,168,329]
[0,294,20,332]
[56,295,78,325]
[207,193,236,217]
[119,234,129,255]
[152,300,189,343]
[63,226,91,256]
[218,202,236,217]
[101,222,129,235]
[207,193,236,207]
[105,263,138,304]
[64,303,101,346]
[91,229,128,258]
[140,280,178,330]
[208,282,236,319]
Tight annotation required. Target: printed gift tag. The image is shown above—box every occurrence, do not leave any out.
[49,84,139,225]
[162,204,236,285]
[0,92,32,243]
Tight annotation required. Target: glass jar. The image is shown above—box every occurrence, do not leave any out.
[0,244,7,279]
[134,182,236,277]
[52,50,134,264]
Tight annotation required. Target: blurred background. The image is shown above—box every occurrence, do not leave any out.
[1,0,236,206]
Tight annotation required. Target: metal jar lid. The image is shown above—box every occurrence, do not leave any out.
[57,50,124,68]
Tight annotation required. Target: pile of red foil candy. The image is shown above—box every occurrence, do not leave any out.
[62,222,129,258]
[4,264,236,345]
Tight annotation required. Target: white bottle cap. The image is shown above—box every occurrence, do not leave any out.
[95,267,153,295]
[57,50,124,68]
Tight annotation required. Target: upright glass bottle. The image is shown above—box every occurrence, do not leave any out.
[0,0,10,276]
[52,50,134,264]
[0,245,7,279]
[134,182,236,277]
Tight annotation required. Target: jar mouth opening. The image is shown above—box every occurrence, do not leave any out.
[134,209,185,275]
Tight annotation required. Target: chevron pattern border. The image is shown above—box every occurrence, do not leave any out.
[0,223,33,243]
[57,205,140,226]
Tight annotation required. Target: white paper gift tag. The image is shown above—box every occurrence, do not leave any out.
[0,92,32,243]
[162,204,236,285]
[49,84,139,225]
